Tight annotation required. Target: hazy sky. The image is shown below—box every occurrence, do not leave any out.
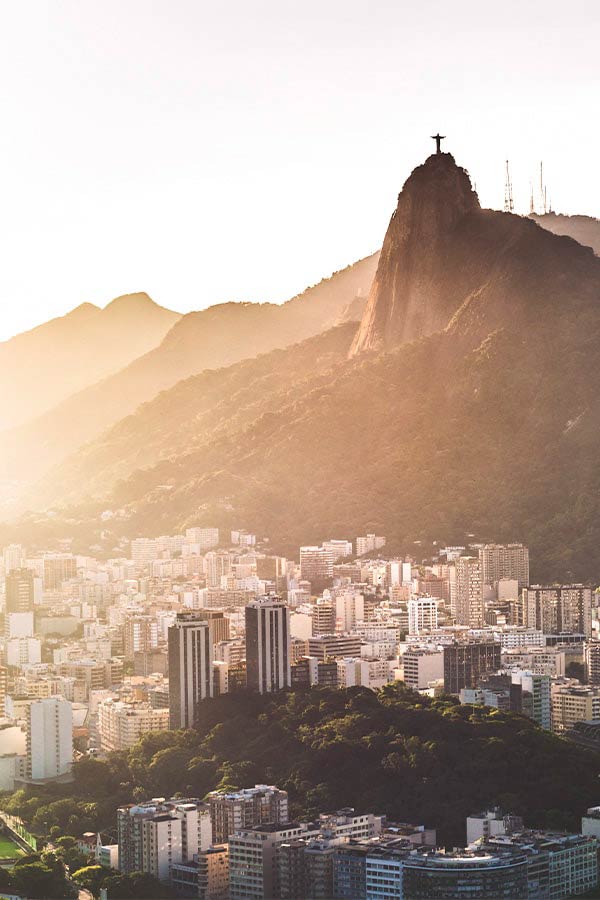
[0,0,598,340]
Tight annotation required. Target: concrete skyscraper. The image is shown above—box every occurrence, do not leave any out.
[168,613,213,729]
[454,557,484,628]
[5,568,35,614]
[478,543,530,590]
[245,595,291,694]
[26,697,73,780]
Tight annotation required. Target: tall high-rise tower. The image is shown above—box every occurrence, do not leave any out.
[454,557,483,628]
[245,595,291,694]
[26,697,73,780]
[5,568,35,614]
[168,613,213,729]
[478,543,530,590]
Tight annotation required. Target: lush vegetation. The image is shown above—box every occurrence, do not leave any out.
[0,833,23,858]
[71,866,176,899]
[1,685,598,848]
[0,848,171,899]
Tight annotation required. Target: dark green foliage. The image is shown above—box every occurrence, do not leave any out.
[1,686,598,847]
[71,864,106,899]
[9,851,76,899]
[102,871,178,898]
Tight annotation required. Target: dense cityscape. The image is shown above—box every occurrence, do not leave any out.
[2,2,600,898]
[0,530,597,897]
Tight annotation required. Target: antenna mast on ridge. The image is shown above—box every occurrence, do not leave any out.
[539,161,548,214]
[504,160,514,213]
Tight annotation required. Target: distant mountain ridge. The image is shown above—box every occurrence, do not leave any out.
[6,155,600,580]
[0,292,180,431]
[531,212,600,255]
[0,255,378,496]
[14,151,600,581]
[26,323,357,511]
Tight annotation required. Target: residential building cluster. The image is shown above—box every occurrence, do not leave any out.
[102,786,600,899]
[2,532,600,788]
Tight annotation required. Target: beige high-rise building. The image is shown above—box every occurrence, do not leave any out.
[478,543,530,590]
[124,615,159,660]
[523,585,592,638]
[198,845,229,900]
[454,557,483,627]
[299,547,334,588]
[97,699,169,752]
[208,785,289,844]
[551,684,600,734]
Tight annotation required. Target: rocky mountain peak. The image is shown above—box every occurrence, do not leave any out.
[350,152,479,355]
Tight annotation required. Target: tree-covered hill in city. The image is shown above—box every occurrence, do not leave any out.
[1,685,598,848]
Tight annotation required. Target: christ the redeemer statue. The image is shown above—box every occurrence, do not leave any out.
[431,133,445,153]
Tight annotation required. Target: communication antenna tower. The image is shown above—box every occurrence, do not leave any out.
[504,160,514,213]
[539,161,548,215]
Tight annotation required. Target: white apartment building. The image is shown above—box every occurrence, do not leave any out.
[408,597,439,635]
[289,610,313,641]
[355,534,386,557]
[318,809,384,840]
[3,543,25,574]
[353,624,401,643]
[97,698,169,752]
[118,799,211,882]
[360,640,398,660]
[551,684,600,734]
[212,660,229,695]
[494,628,545,649]
[466,808,523,844]
[130,539,160,567]
[321,540,353,561]
[5,611,34,639]
[335,591,365,632]
[26,696,73,780]
[357,657,393,689]
[6,637,41,667]
[501,647,566,677]
[401,648,444,690]
[337,658,359,688]
[185,527,219,550]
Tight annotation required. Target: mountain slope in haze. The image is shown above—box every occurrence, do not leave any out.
[21,152,600,581]
[0,293,180,431]
[27,323,357,509]
[0,255,378,494]
[532,212,600,255]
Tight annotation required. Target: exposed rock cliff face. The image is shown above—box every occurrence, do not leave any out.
[351,153,600,357]
[350,153,479,354]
